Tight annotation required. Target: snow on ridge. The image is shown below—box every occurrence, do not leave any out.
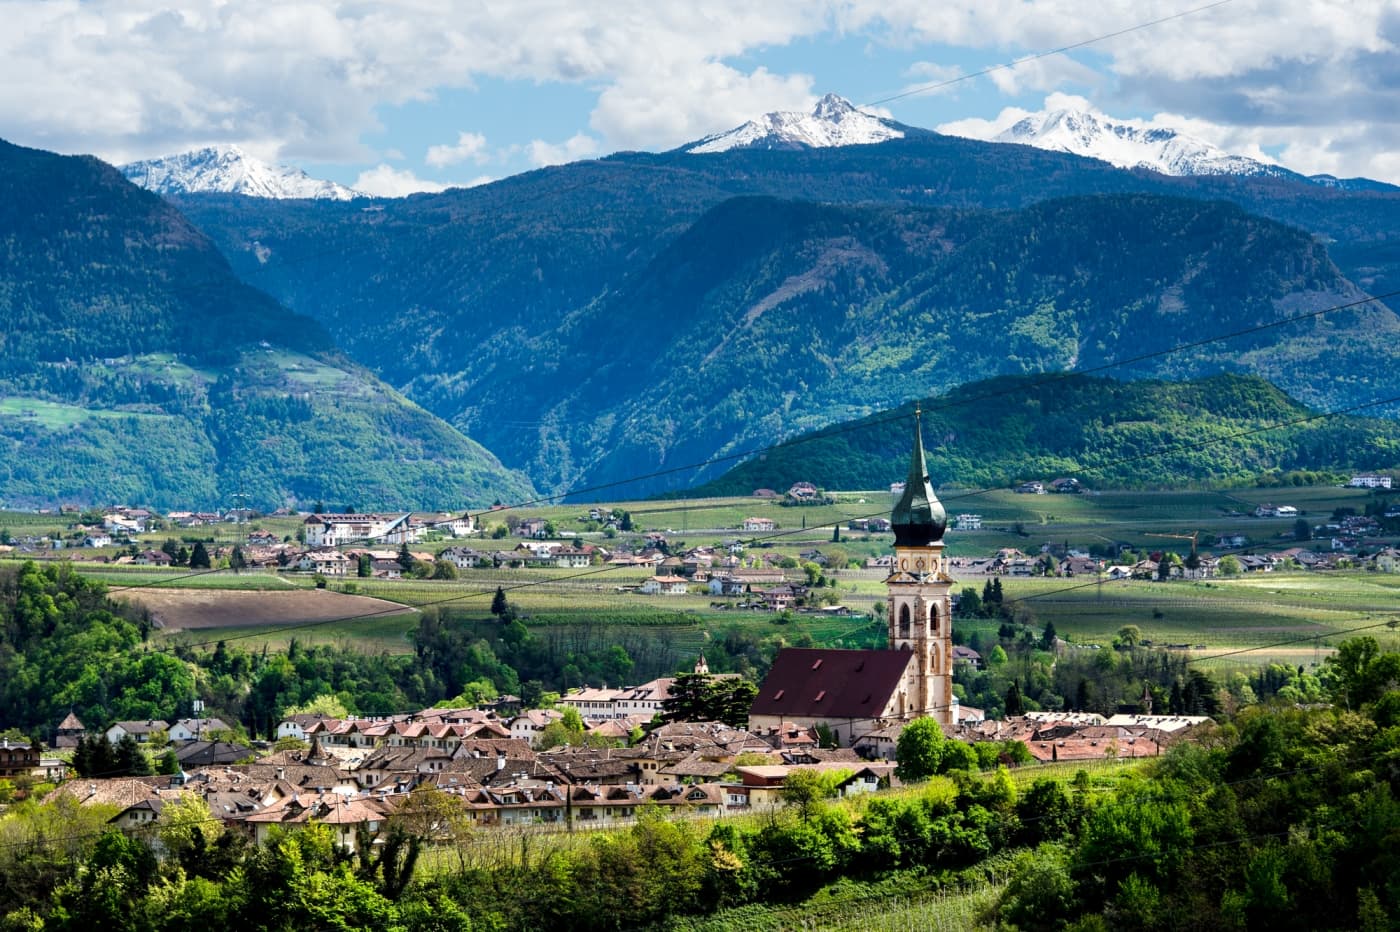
[121,145,362,200]
[687,94,905,154]
[981,107,1282,179]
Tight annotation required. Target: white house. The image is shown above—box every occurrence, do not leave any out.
[639,575,689,595]
[298,549,350,575]
[1349,474,1393,489]
[105,720,169,744]
[741,517,776,532]
[954,514,983,530]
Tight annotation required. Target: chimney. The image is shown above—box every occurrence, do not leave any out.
[496,753,506,771]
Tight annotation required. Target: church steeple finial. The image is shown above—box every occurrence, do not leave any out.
[891,404,947,547]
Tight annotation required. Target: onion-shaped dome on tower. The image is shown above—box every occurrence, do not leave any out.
[891,406,947,547]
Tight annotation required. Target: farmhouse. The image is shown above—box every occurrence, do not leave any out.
[1349,474,1393,489]
[741,516,776,532]
[639,575,689,595]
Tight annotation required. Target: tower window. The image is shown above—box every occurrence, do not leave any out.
[898,604,911,638]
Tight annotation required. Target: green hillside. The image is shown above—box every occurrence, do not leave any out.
[0,139,534,510]
[694,372,1400,494]
[172,136,1400,498]
[494,194,1394,496]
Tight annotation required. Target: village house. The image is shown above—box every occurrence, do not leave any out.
[106,720,169,744]
[741,516,777,532]
[1349,474,1393,489]
[168,718,230,742]
[509,709,564,745]
[953,514,983,530]
[639,575,690,595]
[297,549,350,575]
[0,738,40,778]
[133,549,173,566]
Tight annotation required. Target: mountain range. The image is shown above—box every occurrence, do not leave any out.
[7,91,1400,507]
[121,145,362,200]
[121,96,1396,201]
[0,139,531,510]
[166,117,1400,499]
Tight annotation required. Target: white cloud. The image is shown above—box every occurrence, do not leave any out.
[353,164,452,197]
[896,61,965,98]
[425,131,489,168]
[524,132,601,168]
[3,1,1400,182]
[591,62,815,150]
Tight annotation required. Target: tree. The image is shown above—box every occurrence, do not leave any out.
[1006,681,1026,716]
[662,673,757,727]
[397,541,415,571]
[158,792,223,861]
[1294,517,1313,541]
[1115,625,1142,650]
[1040,621,1058,651]
[958,587,983,618]
[895,717,945,781]
[229,545,247,571]
[284,694,350,719]
[189,541,211,569]
[491,586,509,617]
[431,559,458,580]
[1218,555,1243,577]
[112,734,153,776]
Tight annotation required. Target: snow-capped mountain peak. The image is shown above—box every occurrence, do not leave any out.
[956,104,1284,179]
[121,145,362,200]
[686,94,907,154]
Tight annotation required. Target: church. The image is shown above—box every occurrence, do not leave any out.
[747,408,955,747]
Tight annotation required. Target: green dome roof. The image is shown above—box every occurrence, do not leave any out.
[891,407,947,546]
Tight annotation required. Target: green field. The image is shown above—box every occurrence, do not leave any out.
[0,397,168,430]
[4,480,1398,672]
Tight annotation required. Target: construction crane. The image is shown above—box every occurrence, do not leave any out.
[1145,531,1200,557]
[1146,531,1202,576]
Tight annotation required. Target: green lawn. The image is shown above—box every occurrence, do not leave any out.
[0,397,167,430]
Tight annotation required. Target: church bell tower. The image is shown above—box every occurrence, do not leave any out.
[885,406,955,725]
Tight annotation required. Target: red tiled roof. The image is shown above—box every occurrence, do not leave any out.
[749,648,912,720]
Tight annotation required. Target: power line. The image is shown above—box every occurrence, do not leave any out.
[864,0,1238,108]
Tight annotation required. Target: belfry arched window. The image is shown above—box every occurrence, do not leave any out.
[898,603,911,638]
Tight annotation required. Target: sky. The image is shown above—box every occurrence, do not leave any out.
[2,0,1398,194]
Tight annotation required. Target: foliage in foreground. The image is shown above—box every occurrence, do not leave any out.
[5,646,1399,930]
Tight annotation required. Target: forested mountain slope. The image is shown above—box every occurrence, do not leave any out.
[167,135,1400,496]
[696,372,1400,494]
[0,139,533,509]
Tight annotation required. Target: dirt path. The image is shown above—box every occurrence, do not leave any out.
[120,587,417,631]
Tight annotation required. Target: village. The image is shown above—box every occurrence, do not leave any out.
[0,662,1213,850]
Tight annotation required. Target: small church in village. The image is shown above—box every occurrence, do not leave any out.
[747,409,955,746]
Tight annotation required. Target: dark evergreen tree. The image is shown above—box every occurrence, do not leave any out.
[397,541,415,571]
[1005,681,1026,716]
[189,542,211,569]
[112,734,153,776]
[490,586,509,617]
